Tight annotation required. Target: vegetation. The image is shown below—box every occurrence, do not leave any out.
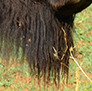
[0,4,92,91]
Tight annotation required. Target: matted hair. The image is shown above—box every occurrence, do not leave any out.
[0,0,91,84]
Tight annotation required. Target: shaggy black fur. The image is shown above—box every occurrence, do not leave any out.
[0,0,92,84]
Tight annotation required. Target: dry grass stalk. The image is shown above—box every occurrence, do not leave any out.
[70,47,92,83]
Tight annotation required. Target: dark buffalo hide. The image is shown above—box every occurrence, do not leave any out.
[0,0,92,84]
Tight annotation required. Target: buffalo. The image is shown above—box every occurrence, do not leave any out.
[0,0,92,84]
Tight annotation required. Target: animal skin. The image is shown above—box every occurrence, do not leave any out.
[0,0,92,84]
